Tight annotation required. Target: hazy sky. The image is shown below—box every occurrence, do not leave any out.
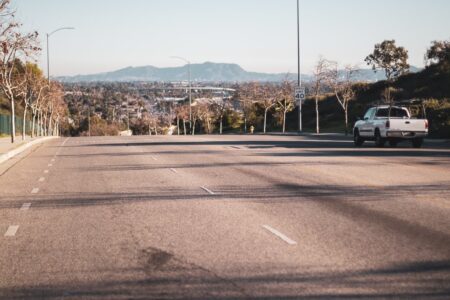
[11,0,450,76]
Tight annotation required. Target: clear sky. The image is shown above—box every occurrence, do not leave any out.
[11,0,450,76]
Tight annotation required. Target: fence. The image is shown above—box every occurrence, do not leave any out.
[0,114,35,136]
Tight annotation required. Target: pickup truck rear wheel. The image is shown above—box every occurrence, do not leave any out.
[353,130,364,146]
[374,130,385,147]
[412,138,423,148]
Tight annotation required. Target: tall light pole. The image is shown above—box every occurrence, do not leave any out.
[170,56,192,131]
[47,27,75,83]
[297,0,302,132]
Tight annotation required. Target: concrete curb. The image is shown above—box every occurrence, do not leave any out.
[0,136,59,165]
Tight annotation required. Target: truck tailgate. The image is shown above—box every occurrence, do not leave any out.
[389,119,426,132]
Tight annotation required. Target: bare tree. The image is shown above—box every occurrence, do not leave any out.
[275,79,294,133]
[211,98,230,134]
[312,57,331,134]
[327,63,358,135]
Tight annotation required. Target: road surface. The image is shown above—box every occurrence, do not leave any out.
[0,134,449,299]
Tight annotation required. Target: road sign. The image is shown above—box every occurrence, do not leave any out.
[295,87,305,102]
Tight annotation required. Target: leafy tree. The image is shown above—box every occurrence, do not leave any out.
[425,40,450,68]
[365,40,409,103]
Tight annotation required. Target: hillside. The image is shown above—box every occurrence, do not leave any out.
[286,64,450,138]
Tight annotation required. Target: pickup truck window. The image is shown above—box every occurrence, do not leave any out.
[364,108,375,120]
[376,108,408,118]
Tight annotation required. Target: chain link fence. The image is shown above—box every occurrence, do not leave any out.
[0,114,34,136]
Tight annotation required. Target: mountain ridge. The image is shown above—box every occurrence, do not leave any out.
[57,62,421,83]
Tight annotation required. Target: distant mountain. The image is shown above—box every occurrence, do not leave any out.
[57,62,309,83]
[57,62,421,83]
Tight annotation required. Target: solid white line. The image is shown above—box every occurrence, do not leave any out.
[31,188,39,194]
[20,203,31,211]
[170,168,179,174]
[200,186,215,195]
[262,225,297,245]
[4,225,19,237]
[44,170,49,174]
[38,177,45,182]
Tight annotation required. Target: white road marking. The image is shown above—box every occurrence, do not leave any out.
[20,203,31,211]
[38,177,45,182]
[4,225,19,237]
[170,168,179,174]
[31,188,39,194]
[201,186,215,195]
[44,170,49,174]
[262,225,297,245]
[51,158,55,162]
[61,137,69,146]
[48,164,53,167]
[151,156,158,161]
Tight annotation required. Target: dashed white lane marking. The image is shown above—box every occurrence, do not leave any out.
[51,158,55,162]
[151,156,158,161]
[31,188,39,194]
[48,164,53,167]
[20,203,31,211]
[200,186,215,195]
[262,225,297,245]
[38,177,45,182]
[44,170,49,174]
[170,168,179,174]
[61,137,69,146]
[4,225,19,237]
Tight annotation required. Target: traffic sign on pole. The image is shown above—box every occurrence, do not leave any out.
[295,87,305,103]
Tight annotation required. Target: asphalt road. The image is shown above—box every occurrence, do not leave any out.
[0,134,449,299]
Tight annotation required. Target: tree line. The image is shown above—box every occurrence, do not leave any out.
[0,0,68,143]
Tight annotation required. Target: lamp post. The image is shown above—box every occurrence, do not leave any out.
[46,27,75,83]
[297,0,302,132]
[170,56,192,131]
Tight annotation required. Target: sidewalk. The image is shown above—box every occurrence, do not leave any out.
[0,136,59,165]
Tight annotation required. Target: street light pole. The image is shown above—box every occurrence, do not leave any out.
[46,27,75,83]
[170,56,192,132]
[297,0,302,132]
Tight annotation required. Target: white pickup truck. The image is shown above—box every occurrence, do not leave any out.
[353,106,428,148]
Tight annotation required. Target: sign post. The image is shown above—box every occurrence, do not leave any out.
[295,87,305,132]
